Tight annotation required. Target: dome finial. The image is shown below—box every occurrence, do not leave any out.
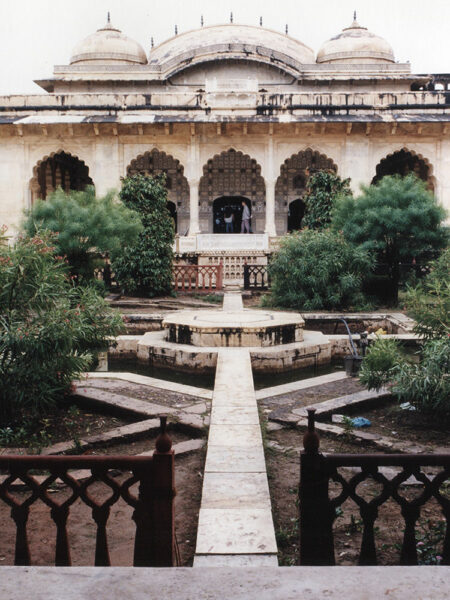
[174,24,178,35]
[151,36,154,48]
[230,11,233,23]
[259,16,262,26]
[353,10,357,22]
[285,23,288,35]
[107,11,110,24]
[201,15,204,27]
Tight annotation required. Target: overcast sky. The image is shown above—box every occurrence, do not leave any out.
[1,0,449,95]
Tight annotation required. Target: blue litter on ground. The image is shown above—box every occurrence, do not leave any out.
[352,417,371,428]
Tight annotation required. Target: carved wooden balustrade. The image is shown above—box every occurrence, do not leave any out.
[243,264,270,290]
[0,417,176,567]
[299,409,450,566]
[173,264,223,293]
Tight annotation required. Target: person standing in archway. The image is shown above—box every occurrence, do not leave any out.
[224,206,234,233]
[241,201,251,233]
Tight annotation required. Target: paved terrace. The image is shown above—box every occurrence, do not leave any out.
[1,566,448,599]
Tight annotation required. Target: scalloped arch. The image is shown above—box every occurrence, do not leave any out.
[29,150,94,203]
[126,147,188,176]
[126,148,190,234]
[372,147,435,190]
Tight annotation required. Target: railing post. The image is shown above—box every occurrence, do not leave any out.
[243,263,250,290]
[299,409,335,565]
[217,261,223,290]
[134,416,176,567]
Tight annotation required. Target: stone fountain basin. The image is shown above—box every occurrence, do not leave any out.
[163,309,305,347]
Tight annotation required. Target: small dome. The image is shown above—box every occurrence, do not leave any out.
[70,15,147,65]
[317,15,395,64]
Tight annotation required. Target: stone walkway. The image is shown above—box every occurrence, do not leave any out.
[194,293,277,566]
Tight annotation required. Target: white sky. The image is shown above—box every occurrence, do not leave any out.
[1,0,449,95]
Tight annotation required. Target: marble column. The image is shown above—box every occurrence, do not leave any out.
[264,179,277,237]
[188,179,200,235]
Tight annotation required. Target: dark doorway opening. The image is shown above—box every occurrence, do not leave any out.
[288,198,306,232]
[213,196,251,233]
[167,200,177,232]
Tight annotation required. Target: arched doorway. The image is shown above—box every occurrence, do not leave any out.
[372,149,434,191]
[276,149,337,235]
[30,151,93,202]
[213,196,251,233]
[127,149,189,234]
[167,200,177,231]
[287,198,306,232]
[199,149,265,233]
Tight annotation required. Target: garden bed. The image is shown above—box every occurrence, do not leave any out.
[0,405,134,452]
[336,404,449,451]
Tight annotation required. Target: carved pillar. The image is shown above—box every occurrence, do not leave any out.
[265,179,277,237]
[265,137,277,236]
[188,179,200,235]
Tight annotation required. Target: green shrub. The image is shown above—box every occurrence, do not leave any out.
[359,337,450,420]
[394,337,449,419]
[358,338,404,391]
[303,171,352,230]
[0,232,124,425]
[405,247,450,339]
[22,187,142,285]
[332,174,448,304]
[111,174,174,296]
[267,229,373,311]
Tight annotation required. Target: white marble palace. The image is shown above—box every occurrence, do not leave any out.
[1,13,449,278]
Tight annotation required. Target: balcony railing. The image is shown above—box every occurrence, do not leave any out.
[173,264,223,293]
[0,417,176,567]
[299,409,450,566]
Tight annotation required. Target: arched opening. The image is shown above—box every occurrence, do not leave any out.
[30,151,93,203]
[213,196,251,233]
[276,149,337,235]
[199,149,265,233]
[372,149,434,191]
[127,149,189,234]
[287,198,306,232]
[167,200,177,232]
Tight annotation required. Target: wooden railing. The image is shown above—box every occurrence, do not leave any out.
[173,264,223,293]
[0,417,176,567]
[243,264,270,290]
[299,409,450,566]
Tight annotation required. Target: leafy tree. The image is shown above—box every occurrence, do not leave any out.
[22,187,142,285]
[267,229,373,311]
[302,171,352,230]
[0,232,124,425]
[405,248,450,339]
[332,174,448,304]
[112,174,174,296]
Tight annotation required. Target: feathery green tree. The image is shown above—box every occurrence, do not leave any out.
[332,175,448,303]
[23,187,142,285]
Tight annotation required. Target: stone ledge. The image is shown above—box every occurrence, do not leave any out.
[0,566,448,600]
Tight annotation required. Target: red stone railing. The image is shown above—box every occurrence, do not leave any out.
[173,264,223,293]
[299,409,450,566]
[0,417,176,567]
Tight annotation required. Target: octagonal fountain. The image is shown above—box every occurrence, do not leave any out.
[122,293,333,374]
[164,308,305,347]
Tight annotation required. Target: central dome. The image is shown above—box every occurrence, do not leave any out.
[70,16,147,65]
[317,15,395,64]
[148,24,315,75]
